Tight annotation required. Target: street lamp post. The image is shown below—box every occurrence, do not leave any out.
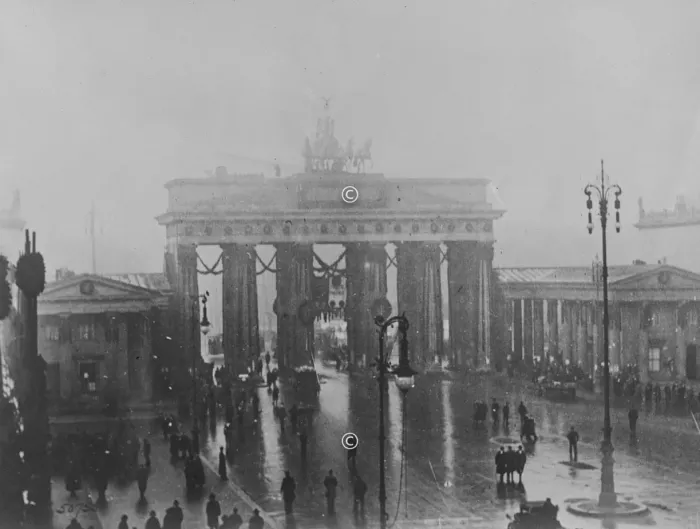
[585,160,621,508]
[374,313,417,529]
[191,292,211,455]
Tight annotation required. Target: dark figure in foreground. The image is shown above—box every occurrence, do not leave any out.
[249,509,264,529]
[567,426,579,462]
[206,494,221,529]
[353,475,367,521]
[324,469,338,515]
[218,446,228,480]
[281,471,296,515]
[628,408,638,436]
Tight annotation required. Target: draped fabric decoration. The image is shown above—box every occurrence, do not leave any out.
[221,244,259,376]
[197,253,223,276]
[311,250,347,322]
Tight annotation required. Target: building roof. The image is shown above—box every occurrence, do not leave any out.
[98,273,172,294]
[496,264,663,286]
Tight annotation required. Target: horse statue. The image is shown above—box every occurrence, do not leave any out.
[353,139,373,173]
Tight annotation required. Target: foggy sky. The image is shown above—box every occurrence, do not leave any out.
[2,0,700,274]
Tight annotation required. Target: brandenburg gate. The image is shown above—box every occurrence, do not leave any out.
[157,114,505,380]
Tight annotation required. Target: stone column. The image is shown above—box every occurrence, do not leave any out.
[140,313,153,401]
[175,244,200,392]
[580,303,591,374]
[345,243,388,368]
[397,242,443,367]
[221,244,260,377]
[523,299,534,366]
[446,241,479,368]
[513,299,523,362]
[505,298,514,361]
[274,243,314,371]
[478,243,494,368]
[546,300,559,360]
[676,305,686,379]
[533,300,545,362]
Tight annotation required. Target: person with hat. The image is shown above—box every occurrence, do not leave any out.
[145,511,161,529]
[248,509,264,529]
[205,493,221,529]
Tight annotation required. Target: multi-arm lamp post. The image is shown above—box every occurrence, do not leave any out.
[374,313,417,529]
[191,292,211,455]
[585,160,621,508]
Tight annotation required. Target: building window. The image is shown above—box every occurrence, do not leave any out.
[104,318,119,344]
[651,311,661,327]
[79,362,98,393]
[648,347,661,373]
[77,323,96,341]
[44,325,60,341]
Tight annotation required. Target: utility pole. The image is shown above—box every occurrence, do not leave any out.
[89,202,97,274]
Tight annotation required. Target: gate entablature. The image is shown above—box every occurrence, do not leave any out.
[157,172,503,245]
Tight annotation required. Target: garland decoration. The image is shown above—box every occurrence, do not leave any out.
[0,255,11,320]
[15,252,46,298]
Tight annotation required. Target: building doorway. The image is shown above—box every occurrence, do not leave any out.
[687,344,698,380]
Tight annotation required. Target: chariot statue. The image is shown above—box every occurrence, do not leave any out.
[301,99,373,174]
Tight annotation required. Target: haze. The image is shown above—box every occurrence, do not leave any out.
[2,0,700,273]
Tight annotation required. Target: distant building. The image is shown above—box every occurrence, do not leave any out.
[498,263,700,385]
[38,273,174,414]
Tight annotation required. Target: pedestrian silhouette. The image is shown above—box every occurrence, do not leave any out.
[218,447,228,480]
[281,471,297,514]
[323,470,338,515]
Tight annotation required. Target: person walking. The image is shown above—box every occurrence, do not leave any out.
[136,464,149,501]
[567,426,579,462]
[272,385,280,406]
[163,500,183,529]
[145,510,161,529]
[347,440,357,470]
[143,438,151,467]
[265,352,271,371]
[516,445,526,483]
[224,508,243,529]
[323,470,338,515]
[118,515,129,529]
[353,475,367,520]
[505,446,516,484]
[502,402,510,428]
[205,494,221,529]
[495,447,506,483]
[281,471,297,515]
[628,408,639,436]
[218,447,228,481]
[248,509,264,529]
[518,401,528,426]
[491,398,500,424]
[299,431,308,461]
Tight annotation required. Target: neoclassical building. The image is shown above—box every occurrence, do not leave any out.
[38,273,174,413]
[497,263,700,384]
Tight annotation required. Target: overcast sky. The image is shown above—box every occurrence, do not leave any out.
[2,0,700,273]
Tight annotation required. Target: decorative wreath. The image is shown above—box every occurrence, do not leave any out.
[0,255,11,321]
[15,252,46,298]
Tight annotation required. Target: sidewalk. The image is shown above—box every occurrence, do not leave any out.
[84,421,278,529]
[51,479,102,529]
